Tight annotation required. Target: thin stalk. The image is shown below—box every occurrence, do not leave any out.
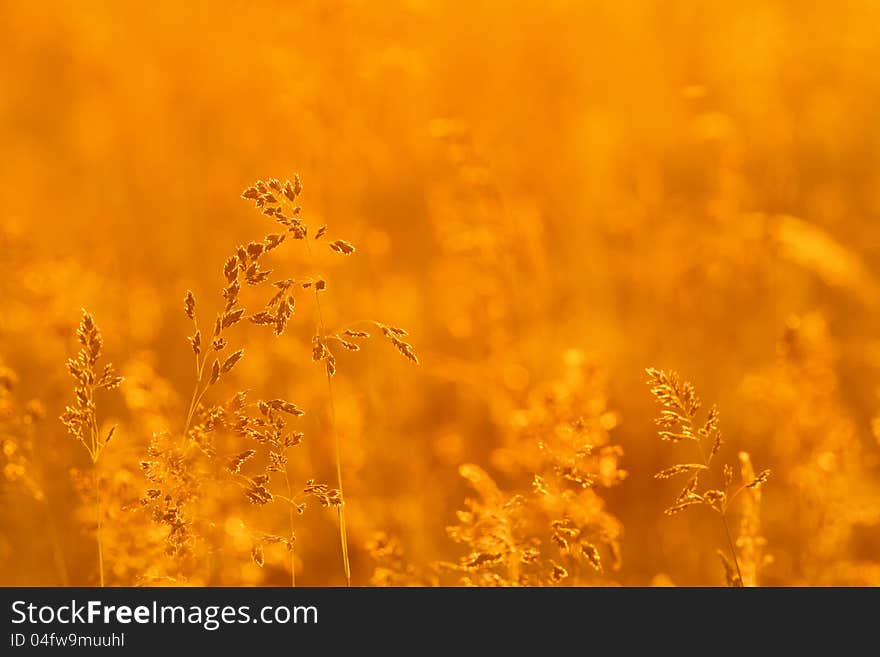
[726,483,749,509]
[283,466,297,587]
[315,288,351,586]
[720,511,742,585]
[181,312,211,445]
[183,355,210,439]
[694,437,743,585]
[301,232,351,586]
[93,456,104,587]
[87,389,105,588]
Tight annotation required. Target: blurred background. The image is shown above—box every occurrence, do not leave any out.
[1,0,879,586]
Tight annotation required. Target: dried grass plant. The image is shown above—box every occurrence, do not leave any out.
[60,311,124,586]
[646,368,769,586]
[4,2,880,587]
[139,175,419,586]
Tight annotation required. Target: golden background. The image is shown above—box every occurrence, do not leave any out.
[1,0,879,586]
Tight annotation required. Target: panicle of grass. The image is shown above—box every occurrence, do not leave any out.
[139,432,200,559]
[241,173,419,586]
[437,357,624,586]
[646,367,770,587]
[146,173,421,586]
[60,310,123,587]
[166,176,314,584]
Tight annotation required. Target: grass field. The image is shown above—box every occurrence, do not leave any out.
[1,0,879,586]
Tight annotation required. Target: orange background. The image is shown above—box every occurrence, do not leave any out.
[1,0,879,586]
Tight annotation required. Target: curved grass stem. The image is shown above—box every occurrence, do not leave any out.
[94,457,105,587]
[283,467,297,587]
[315,288,351,586]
